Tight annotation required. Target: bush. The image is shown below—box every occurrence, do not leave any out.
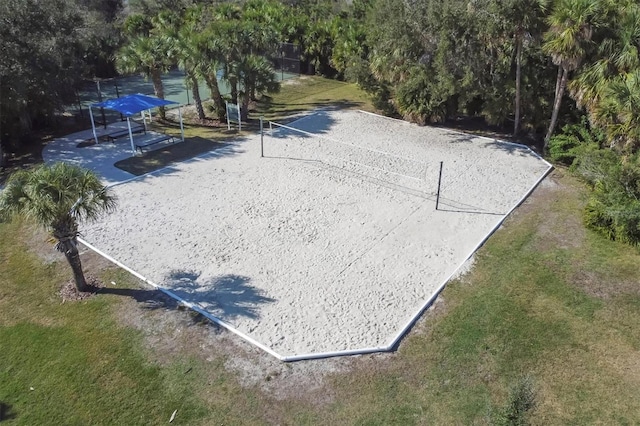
[578,151,640,246]
[395,66,449,124]
[492,375,537,426]
[548,117,604,167]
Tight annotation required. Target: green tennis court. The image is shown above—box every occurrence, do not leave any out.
[73,68,298,122]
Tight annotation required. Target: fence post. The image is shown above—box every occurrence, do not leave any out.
[436,161,443,210]
[260,116,264,158]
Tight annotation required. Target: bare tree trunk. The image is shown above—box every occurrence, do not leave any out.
[545,66,568,150]
[250,80,257,101]
[554,66,563,100]
[241,89,250,122]
[230,77,238,105]
[62,238,88,292]
[191,76,205,121]
[514,36,522,137]
[151,69,166,119]
[205,75,226,121]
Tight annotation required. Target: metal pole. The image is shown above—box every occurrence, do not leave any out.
[96,80,106,129]
[281,51,284,81]
[436,161,443,210]
[178,106,185,141]
[260,116,264,158]
[115,82,124,121]
[89,106,98,144]
[127,117,135,155]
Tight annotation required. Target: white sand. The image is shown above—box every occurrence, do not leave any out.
[81,110,551,359]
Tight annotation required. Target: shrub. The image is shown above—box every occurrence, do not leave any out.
[548,117,604,167]
[395,66,449,124]
[492,375,537,426]
[578,152,640,246]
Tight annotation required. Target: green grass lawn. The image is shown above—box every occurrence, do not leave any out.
[2,78,640,424]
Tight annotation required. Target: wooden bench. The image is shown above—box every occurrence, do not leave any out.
[135,134,175,154]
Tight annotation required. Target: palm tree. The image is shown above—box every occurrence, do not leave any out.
[0,163,117,292]
[593,70,640,151]
[542,0,601,149]
[238,55,281,121]
[161,8,207,121]
[115,34,173,119]
[303,19,334,75]
[496,0,548,136]
[569,1,640,147]
[198,22,227,121]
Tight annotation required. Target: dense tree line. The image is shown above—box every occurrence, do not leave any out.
[1,0,639,244]
[0,0,122,161]
[116,2,283,122]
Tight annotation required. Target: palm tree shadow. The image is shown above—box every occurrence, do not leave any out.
[97,270,275,323]
[97,286,180,310]
[165,270,276,321]
[0,402,16,422]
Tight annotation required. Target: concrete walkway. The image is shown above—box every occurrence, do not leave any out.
[42,121,176,186]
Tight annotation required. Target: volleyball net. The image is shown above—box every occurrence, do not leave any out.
[263,120,437,194]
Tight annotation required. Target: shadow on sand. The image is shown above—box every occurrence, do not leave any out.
[442,131,537,158]
[164,270,276,321]
[98,271,275,324]
[112,136,240,177]
[265,107,338,138]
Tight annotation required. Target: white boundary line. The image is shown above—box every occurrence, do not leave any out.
[356,109,551,160]
[384,162,554,352]
[357,109,412,125]
[269,121,428,166]
[82,107,554,362]
[78,237,286,361]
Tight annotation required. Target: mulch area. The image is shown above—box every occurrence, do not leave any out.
[59,276,105,302]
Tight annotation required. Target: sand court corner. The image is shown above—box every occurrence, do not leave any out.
[80,109,552,361]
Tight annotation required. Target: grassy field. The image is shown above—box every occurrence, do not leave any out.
[1,77,640,424]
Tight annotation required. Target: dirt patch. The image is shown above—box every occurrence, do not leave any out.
[103,273,454,408]
[58,276,104,302]
[281,76,311,86]
[570,269,640,299]
[507,170,640,299]
[109,282,358,405]
[519,170,587,251]
[77,243,114,274]
[165,103,226,128]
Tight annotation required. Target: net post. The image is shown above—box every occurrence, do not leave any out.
[260,116,264,158]
[436,161,443,210]
[269,121,272,136]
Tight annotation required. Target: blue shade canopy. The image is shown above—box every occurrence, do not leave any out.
[92,94,177,116]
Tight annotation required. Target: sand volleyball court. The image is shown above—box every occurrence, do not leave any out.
[80,109,552,360]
